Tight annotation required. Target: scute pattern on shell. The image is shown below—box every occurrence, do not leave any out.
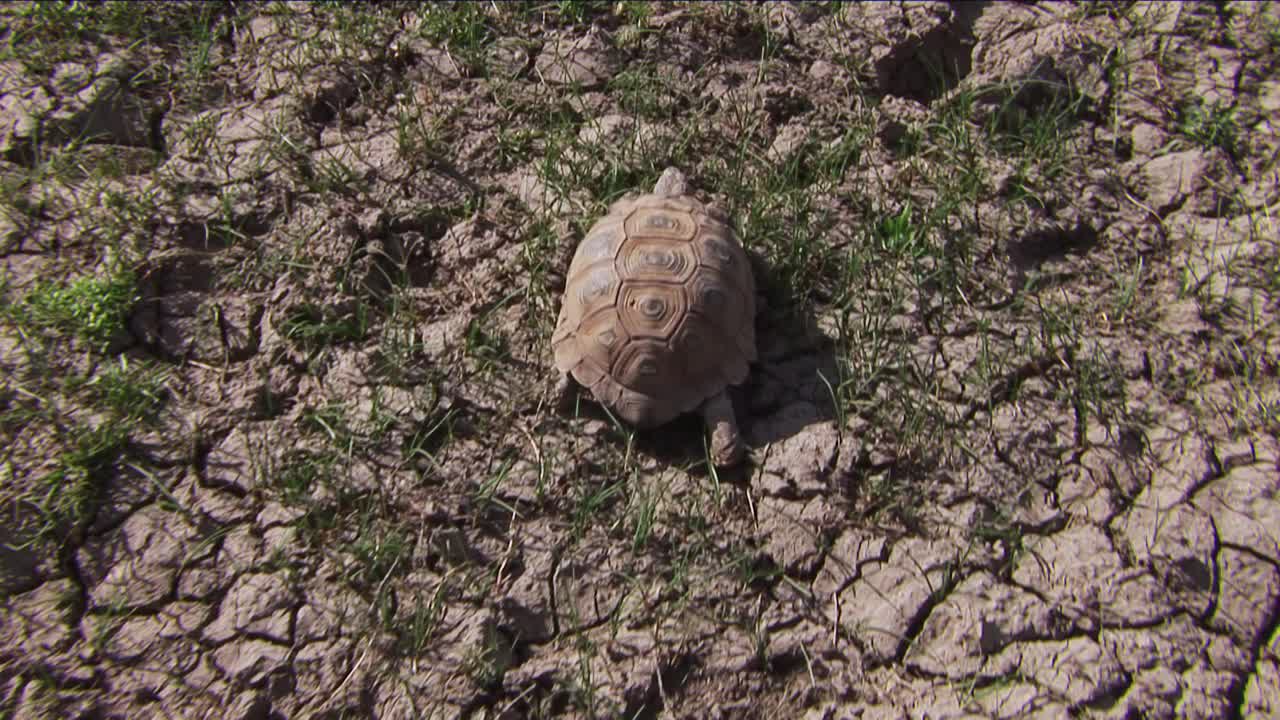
[553,190,756,428]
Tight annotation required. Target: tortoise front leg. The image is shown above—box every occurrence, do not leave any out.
[700,390,745,467]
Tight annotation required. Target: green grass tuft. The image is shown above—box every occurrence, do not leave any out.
[1176,99,1240,157]
[17,269,138,351]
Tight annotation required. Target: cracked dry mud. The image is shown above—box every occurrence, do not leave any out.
[2,2,1279,719]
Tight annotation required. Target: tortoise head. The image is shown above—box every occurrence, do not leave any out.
[653,167,688,198]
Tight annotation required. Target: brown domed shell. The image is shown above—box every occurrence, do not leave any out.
[552,190,756,428]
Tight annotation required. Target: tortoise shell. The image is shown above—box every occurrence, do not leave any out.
[552,182,756,428]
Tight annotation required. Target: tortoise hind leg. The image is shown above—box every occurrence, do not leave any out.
[554,371,577,413]
[700,390,745,467]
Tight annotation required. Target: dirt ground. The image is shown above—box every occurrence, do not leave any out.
[1,1,1278,718]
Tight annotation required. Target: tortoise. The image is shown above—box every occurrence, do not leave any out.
[552,167,756,466]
